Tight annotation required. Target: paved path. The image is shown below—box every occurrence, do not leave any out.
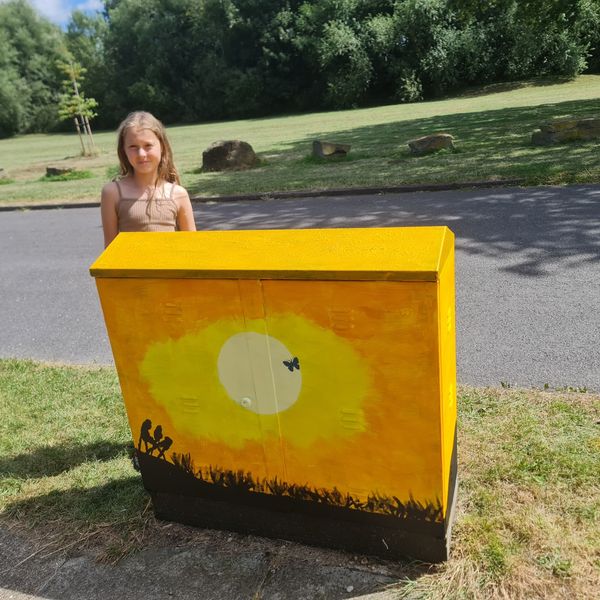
[0,524,403,600]
[0,185,598,390]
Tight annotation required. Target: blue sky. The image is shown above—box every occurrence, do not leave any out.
[30,0,103,27]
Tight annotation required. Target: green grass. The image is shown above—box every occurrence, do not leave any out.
[1,358,598,595]
[1,76,600,205]
[0,359,147,560]
[403,387,600,599]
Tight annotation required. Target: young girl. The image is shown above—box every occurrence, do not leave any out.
[101,111,196,248]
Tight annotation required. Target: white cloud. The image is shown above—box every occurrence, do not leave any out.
[30,0,70,24]
[29,0,103,26]
[75,0,103,11]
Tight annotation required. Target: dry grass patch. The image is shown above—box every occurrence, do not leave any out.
[399,387,599,599]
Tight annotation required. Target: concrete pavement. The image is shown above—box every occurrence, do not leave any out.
[0,523,408,600]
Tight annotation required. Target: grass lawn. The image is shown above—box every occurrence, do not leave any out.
[1,76,600,206]
[1,359,598,598]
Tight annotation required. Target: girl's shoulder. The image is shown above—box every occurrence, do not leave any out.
[169,182,190,202]
[101,180,120,204]
[102,175,133,194]
[169,181,187,194]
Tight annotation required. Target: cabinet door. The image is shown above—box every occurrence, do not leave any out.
[258,278,444,515]
[97,277,277,483]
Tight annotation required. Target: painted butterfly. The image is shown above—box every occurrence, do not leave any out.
[283,356,300,372]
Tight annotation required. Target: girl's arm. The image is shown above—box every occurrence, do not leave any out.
[100,182,119,248]
[175,186,197,231]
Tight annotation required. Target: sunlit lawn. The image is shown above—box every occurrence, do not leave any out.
[1,75,600,206]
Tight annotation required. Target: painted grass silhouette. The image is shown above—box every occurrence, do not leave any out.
[171,452,442,522]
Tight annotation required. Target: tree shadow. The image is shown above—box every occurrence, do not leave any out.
[195,183,600,278]
[452,76,575,98]
[0,440,131,479]
[3,475,146,525]
[187,97,600,200]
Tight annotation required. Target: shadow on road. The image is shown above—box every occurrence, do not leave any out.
[196,184,600,277]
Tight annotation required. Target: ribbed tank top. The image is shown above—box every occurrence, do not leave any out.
[116,180,178,232]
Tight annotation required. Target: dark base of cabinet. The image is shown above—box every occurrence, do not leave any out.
[139,434,457,563]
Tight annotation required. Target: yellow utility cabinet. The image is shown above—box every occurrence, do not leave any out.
[90,227,457,562]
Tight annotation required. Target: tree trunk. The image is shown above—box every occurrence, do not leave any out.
[74,117,86,156]
[83,115,96,153]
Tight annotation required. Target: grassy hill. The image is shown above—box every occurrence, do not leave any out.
[1,75,600,206]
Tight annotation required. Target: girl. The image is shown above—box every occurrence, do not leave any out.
[101,111,196,248]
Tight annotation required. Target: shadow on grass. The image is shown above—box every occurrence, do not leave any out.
[0,441,132,479]
[451,76,575,99]
[308,99,600,161]
[188,97,600,199]
[3,475,146,526]
[190,98,600,277]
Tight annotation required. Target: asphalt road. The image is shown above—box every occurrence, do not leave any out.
[0,185,598,390]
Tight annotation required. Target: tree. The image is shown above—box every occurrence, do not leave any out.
[0,28,28,137]
[0,0,66,137]
[57,60,98,156]
[65,10,111,127]
[101,0,199,122]
[3,0,600,136]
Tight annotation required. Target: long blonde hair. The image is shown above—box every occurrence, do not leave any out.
[116,111,180,185]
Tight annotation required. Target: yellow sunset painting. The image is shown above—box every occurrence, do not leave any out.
[91,228,456,528]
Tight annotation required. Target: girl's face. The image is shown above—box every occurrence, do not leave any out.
[123,127,162,177]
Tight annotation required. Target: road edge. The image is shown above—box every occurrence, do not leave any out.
[0,179,526,212]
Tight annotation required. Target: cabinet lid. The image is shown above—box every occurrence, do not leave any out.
[90,226,453,281]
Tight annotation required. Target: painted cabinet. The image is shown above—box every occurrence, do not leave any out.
[90,226,457,561]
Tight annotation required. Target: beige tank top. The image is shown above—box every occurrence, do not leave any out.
[116,180,178,232]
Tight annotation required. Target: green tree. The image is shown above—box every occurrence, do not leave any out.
[57,60,98,156]
[448,0,600,77]
[65,10,111,127]
[59,0,600,127]
[101,0,202,122]
[0,28,28,137]
[0,0,67,137]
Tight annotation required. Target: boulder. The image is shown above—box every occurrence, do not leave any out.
[312,140,351,158]
[202,140,258,172]
[408,133,454,155]
[574,117,600,139]
[532,117,600,145]
[539,119,578,134]
[531,130,555,146]
[46,166,73,177]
